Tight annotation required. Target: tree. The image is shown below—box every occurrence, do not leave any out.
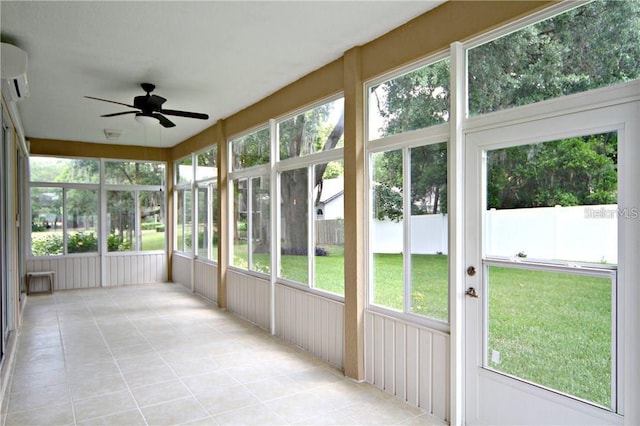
[487,134,617,209]
[279,105,344,253]
[373,0,639,218]
[372,59,450,220]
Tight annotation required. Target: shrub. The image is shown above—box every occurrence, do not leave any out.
[108,234,132,251]
[67,232,98,253]
[141,222,163,230]
[31,234,63,256]
[281,246,329,256]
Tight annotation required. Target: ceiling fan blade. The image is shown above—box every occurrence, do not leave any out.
[160,109,209,120]
[101,111,138,118]
[85,96,136,109]
[152,113,176,128]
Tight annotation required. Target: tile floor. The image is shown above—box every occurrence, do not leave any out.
[2,283,446,425]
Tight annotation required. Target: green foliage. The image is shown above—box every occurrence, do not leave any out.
[31,234,63,256]
[468,0,640,115]
[372,0,636,220]
[140,222,163,231]
[231,127,271,169]
[487,133,617,209]
[67,232,98,253]
[108,234,131,251]
[373,183,403,222]
[376,58,450,136]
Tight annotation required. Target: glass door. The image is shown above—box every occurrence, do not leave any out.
[464,100,636,425]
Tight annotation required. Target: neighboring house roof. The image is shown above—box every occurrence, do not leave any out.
[318,177,344,204]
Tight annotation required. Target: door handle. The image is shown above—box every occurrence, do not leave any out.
[466,287,479,298]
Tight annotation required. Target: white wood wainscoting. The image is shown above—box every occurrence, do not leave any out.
[194,259,217,302]
[26,252,167,290]
[172,253,192,289]
[26,256,100,291]
[365,310,450,423]
[275,284,344,369]
[226,269,270,330]
[104,253,166,286]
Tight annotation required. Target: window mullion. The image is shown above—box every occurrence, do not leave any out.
[308,165,314,289]
[247,178,253,270]
[403,148,412,314]
[62,188,68,255]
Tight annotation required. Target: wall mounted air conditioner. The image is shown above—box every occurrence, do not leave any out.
[1,42,30,101]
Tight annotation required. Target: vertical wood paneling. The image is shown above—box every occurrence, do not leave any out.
[365,312,375,383]
[27,256,101,291]
[419,329,433,413]
[432,333,449,421]
[394,322,406,401]
[364,310,449,423]
[274,284,344,369]
[384,319,395,394]
[373,315,385,388]
[103,253,166,286]
[172,254,191,288]
[226,270,270,330]
[193,260,217,302]
[406,326,419,406]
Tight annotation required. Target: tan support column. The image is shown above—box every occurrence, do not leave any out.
[343,46,365,380]
[216,120,228,309]
[166,159,174,282]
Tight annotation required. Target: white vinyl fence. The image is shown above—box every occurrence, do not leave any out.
[372,204,618,264]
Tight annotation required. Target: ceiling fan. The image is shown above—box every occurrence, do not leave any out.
[85,83,209,128]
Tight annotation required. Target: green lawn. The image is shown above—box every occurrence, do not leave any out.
[238,250,611,408]
[141,229,165,250]
[487,266,611,408]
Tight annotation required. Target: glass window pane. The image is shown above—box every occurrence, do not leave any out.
[278,98,344,160]
[210,183,219,261]
[314,160,344,295]
[468,0,640,116]
[232,179,248,268]
[107,191,135,252]
[280,168,309,284]
[140,191,165,251]
[487,265,613,408]
[30,156,99,183]
[486,132,618,264]
[197,186,208,258]
[230,127,270,170]
[177,157,193,185]
[65,189,98,254]
[409,143,448,321]
[371,149,404,310]
[30,187,63,256]
[368,59,450,140]
[250,176,270,273]
[176,189,192,252]
[105,161,165,185]
[196,148,217,181]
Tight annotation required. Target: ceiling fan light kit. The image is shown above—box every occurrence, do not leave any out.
[86,83,209,128]
[135,114,157,127]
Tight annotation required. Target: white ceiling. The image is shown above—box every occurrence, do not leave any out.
[1,1,444,148]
